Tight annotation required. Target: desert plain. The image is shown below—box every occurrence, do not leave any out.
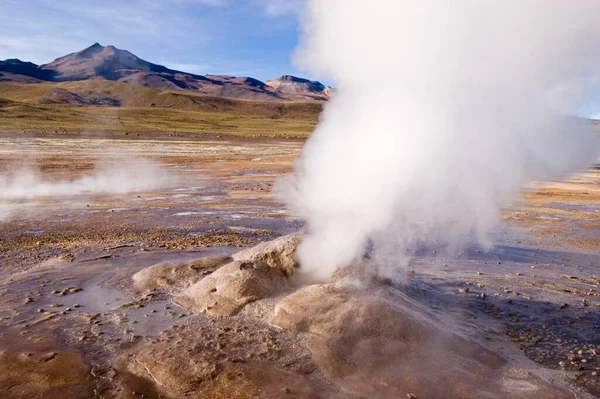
[0,133,599,399]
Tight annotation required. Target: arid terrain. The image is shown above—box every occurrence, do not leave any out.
[0,134,599,398]
[0,83,322,139]
[0,43,326,140]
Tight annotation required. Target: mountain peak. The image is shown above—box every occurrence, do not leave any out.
[86,42,117,49]
[279,75,308,82]
[80,42,104,53]
[266,75,331,100]
[42,43,160,81]
[1,58,36,66]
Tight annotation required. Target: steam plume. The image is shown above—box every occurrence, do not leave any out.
[0,158,171,220]
[279,1,600,282]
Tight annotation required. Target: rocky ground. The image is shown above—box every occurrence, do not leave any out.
[0,135,598,398]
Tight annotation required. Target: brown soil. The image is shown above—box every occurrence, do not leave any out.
[0,137,599,398]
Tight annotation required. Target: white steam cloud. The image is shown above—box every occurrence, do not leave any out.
[0,161,167,200]
[0,158,172,220]
[279,1,600,282]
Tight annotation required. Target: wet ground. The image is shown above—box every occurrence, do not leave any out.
[0,135,599,398]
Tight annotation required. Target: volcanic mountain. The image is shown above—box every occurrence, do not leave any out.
[42,42,170,81]
[266,75,333,100]
[0,43,331,101]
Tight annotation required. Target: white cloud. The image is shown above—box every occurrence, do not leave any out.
[192,0,227,5]
[254,0,304,16]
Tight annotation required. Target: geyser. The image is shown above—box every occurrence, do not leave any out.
[278,0,600,282]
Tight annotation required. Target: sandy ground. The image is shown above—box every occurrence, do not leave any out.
[0,135,599,398]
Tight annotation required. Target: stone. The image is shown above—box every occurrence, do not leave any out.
[232,233,302,277]
[174,260,289,316]
[132,255,232,291]
[270,283,570,399]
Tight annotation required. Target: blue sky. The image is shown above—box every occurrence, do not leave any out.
[0,0,306,82]
[1,0,598,117]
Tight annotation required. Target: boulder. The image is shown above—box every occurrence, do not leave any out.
[174,260,289,316]
[232,233,301,277]
[270,283,572,399]
[132,255,232,292]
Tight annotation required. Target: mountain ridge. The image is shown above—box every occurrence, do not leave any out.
[0,43,331,102]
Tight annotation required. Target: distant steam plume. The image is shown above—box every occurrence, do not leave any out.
[0,160,167,201]
[279,1,600,282]
[0,157,171,220]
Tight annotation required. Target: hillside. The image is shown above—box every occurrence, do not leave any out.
[0,43,331,102]
[0,80,322,138]
[0,59,55,82]
[42,43,171,81]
